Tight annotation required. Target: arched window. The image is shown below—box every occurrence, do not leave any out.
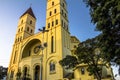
[30,20,32,24]
[52,1,54,6]
[21,20,23,24]
[50,61,56,73]
[27,27,29,31]
[48,23,50,28]
[54,9,57,13]
[56,19,58,25]
[15,39,17,43]
[65,13,67,17]
[18,29,20,33]
[52,21,54,27]
[31,29,33,33]
[63,3,65,7]
[34,65,40,80]
[51,36,54,53]
[50,11,52,16]
[18,38,19,42]
[21,27,23,31]
[20,36,22,41]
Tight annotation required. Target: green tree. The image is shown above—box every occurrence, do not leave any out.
[83,0,120,69]
[0,66,7,79]
[60,38,108,80]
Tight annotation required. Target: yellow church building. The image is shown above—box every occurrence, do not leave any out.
[7,0,114,80]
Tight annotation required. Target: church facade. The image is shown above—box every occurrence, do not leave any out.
[8,0,71,80]
[7,0,114,80]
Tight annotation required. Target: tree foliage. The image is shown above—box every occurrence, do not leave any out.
[0,66,7,79]
[59,55,79,70]
[83,0,120,74]
[83,0,120,63]
[60,38,108,80]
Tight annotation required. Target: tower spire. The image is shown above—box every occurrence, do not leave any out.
[20,7,36,19]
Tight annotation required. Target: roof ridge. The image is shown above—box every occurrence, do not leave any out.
[20,7,36,19]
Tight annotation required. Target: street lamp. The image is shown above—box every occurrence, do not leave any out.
[38,27,49,80]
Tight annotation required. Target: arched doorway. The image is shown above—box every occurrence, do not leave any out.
[34,65,40,80]
[23,67,27,80]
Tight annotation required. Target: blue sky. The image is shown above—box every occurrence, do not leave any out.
[0,0,119,79]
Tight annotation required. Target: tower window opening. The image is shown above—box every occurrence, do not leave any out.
[50,11,52,16]
[27,27,29,31]
[18,38,19,42]
[51,36,54,53]
[63,3,65,7]
[15,39,17,43]
[54,9,57,14]
[52,1,54,6]
[21,20,23,24]
[21,27,23,31]
[48,23,50,28]
[18,29,20,33]
[31,29,33,33]
[65,13,67,17]
[52,21,54,27]
[56,19,58,25]
[20,36,22,41]
[20,37,21,41]
[30,20,32,24]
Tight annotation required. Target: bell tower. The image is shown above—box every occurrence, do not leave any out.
[45,0,71,79]
[46,0,69,31]
[7,7,36,80]
[9,7,36,67]
[15,7,36,43]
[46,0,70,53]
